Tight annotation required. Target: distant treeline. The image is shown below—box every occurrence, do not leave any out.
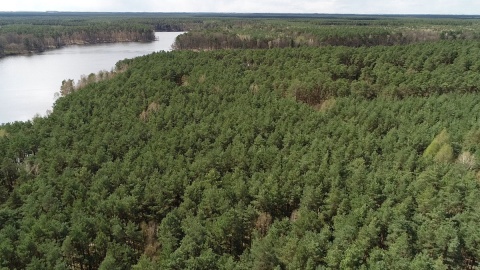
[4,13,480,56]
[0,13,202,57]
[0,24,155,56]
[172,17,480,50]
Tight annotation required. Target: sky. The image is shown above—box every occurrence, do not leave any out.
[0,0,479,15]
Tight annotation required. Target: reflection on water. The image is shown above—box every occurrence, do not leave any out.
[0,32,183,124]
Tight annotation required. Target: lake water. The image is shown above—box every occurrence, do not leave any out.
[0,32,183,124]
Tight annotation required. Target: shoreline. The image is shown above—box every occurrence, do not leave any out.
[0,38,158,59]
[0,31,183,125]
[0,31,185,59]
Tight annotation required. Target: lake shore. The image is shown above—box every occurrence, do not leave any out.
[0,32,183,124]
[1,35,158,59]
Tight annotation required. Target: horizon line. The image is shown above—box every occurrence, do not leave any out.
[1,11,479,16]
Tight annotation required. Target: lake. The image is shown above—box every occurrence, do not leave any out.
[0,32,183,124]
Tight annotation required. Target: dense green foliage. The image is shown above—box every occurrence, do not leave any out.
[3,34,480,268]
[173,15,480,50]
[4,13,480,269]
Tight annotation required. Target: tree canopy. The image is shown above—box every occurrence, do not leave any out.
[2,14,480,269]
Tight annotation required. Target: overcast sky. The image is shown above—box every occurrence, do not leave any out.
[1,0,479,15]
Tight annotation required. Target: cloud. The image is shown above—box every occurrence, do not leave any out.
[332,0,477,14]
[1,0,479,14]
[145,0,337,13]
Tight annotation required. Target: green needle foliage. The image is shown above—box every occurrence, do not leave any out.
[2,14,480,270]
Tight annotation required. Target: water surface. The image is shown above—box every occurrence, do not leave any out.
[0,32,182,124]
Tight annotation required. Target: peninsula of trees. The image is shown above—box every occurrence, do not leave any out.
[2,13,480,269]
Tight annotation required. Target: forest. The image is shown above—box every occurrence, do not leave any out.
[171,15,480,50]
[2,14,480,269]
[3,12,480,56]
[0,12,195,56]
